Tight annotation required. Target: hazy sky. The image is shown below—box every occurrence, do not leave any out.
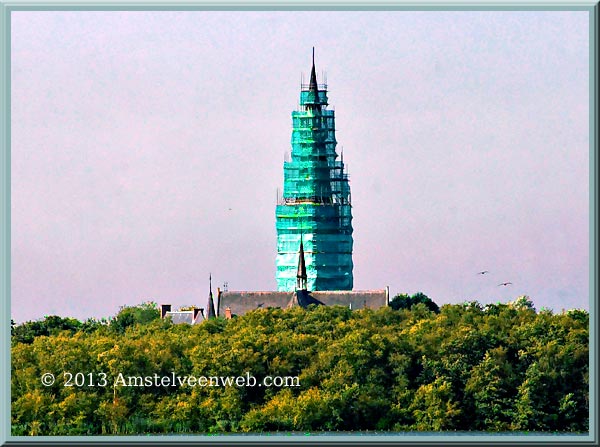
[11,10,590,323]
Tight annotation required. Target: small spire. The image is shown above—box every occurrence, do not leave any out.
[309,47,318,93]
[296,235,307,291]
[207,273,216,319]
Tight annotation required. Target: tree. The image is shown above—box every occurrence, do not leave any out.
[465,347,517,431]
[10,299,589,434]
[508,295,536,312]
[11,315,83,344]
[109,302,159,334]
[410,377,461,431]
[390,292,440,313]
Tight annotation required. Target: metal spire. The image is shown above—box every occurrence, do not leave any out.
[207,272,216,318]
[309,47,318,93]
[296,235,307,290]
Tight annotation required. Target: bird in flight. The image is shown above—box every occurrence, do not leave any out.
[477,270,489,275]
[498,282,512,286]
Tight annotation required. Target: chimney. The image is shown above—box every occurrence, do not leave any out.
[225,307,232,319]
[193,307,201,322]
[160,304,171,319]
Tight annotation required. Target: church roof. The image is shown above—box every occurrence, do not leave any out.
[218,289,388,317]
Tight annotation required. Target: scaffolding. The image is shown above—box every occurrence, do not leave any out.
[275,57,353,292]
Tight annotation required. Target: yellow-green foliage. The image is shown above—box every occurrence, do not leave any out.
[11,301,588,434]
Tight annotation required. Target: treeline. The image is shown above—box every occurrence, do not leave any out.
[11,297,588,435]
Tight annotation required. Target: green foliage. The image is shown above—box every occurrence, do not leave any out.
[11,299,588,434]
[508,295,536,312]
[11,315,83,344]
[390,292,440,313]
[109,302,160,334]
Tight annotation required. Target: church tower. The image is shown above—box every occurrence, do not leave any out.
[275,49,353,291]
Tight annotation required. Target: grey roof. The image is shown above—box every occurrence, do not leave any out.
[311,290,388,309]
[219,291,293,316]
[219,289,388,317]
[165,311,202,325]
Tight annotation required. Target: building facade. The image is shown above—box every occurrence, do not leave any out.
[275,50,353,292]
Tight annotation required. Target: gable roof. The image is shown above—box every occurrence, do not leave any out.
[218,289,388,316]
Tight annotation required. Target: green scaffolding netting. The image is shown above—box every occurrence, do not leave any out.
[275,78,353,292]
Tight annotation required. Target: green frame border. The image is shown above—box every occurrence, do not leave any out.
[0,2,597,446]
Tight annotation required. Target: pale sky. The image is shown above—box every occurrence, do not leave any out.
[11,10,590,323]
